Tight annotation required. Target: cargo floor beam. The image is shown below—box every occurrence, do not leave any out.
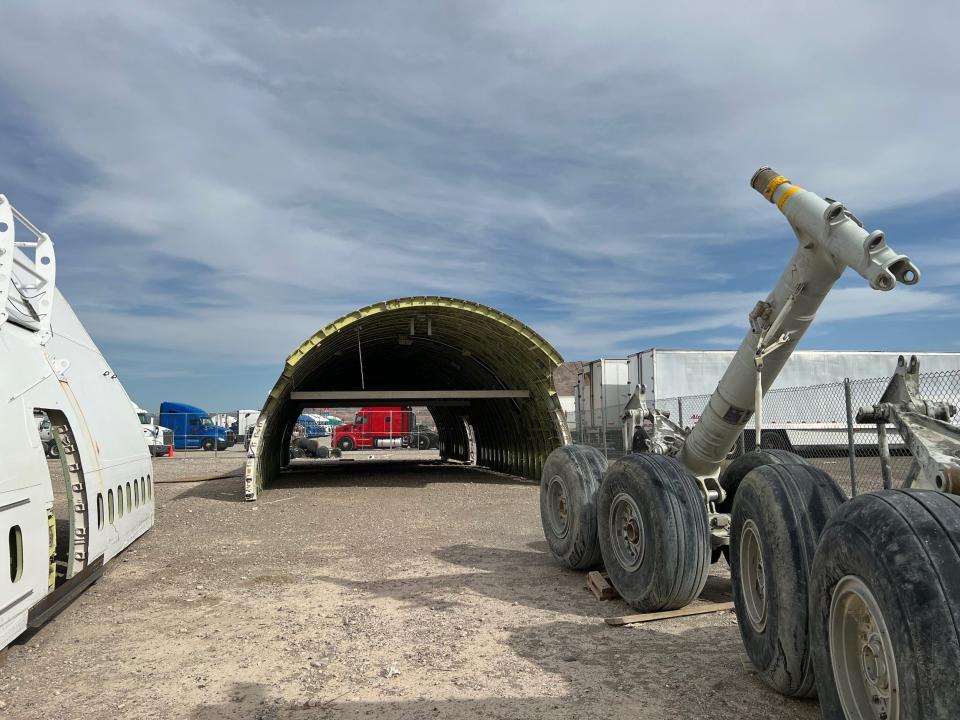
[289,390,530,401]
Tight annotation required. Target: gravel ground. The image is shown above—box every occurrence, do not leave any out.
[0,452,820,720]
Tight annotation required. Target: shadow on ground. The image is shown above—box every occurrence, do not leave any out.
[167,460,532,505]
[270,461,534,490]
[314,542,732,616]
[189,618,817,720]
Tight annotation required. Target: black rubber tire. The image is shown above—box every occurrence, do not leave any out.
[46,441,60,459]
[217,441,227,452]
[727,432,746,459]
[539,444,607,570]
[417,435,430,450]
[730,463,846,698]
[718,449,809,514]
[338,437,355,452]
[298,438,320,456]
[597,454,710,611]
[810,490,960,719]
[761,430,791,451]
[201,438,215,451]
[315,445,330,459]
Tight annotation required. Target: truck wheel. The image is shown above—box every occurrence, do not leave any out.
[810,490,960,719]
[539,445,607,570]
[717,449,809,514]
[730,464,845,698]
[46,441,60,459]
[201,438,215,451]
[597,454,710,611]
[299,438,320,456]
[338,437,355,452]
[417,435,430,450]
[316,445,330,459]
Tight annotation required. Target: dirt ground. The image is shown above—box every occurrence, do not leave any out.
[0,450,821,719]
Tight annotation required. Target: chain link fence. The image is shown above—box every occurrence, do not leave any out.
[577,369,960,497]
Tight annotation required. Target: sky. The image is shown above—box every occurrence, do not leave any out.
[1,1,958,411]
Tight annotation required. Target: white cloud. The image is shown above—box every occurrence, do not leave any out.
[0,1,956,406]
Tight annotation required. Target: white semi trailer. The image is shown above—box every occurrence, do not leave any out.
[576,350,960,455]
[541,169,960,718]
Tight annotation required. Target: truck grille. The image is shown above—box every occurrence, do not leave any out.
[162,429,174,446]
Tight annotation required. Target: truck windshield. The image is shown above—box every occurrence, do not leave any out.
[200,417,214,427]
[355,415,367,424]
[137,412,150,424]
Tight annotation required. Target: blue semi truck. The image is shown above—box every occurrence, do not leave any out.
[159,401,232,451]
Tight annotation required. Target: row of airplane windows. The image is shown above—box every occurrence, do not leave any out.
[97,474,153,528]
[7,474,155,585]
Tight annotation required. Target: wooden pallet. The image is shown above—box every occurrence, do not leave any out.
[586,571,618,600]
[595,573,736,626]
[605,601,735,626]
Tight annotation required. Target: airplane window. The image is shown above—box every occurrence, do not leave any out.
[9,526,23,583]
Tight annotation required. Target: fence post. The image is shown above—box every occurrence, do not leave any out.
[843,378,858,497]
[877,423,894,490]
[677,396,684,428]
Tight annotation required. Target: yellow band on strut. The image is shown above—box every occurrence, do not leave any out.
[776,185,803,210]
[763,175,791,201]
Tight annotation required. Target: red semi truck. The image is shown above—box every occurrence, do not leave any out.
[332,406,416,451]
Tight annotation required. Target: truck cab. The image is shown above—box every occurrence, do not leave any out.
[297,413,330,438]
[159,401,229,451]
[133,403,174,457]
[332,406,414,452]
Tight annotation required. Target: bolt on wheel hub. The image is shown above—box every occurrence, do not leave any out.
[546,476,571,539]
[739,519,767,633]
[830,575,899,720]
[609,492,644,571]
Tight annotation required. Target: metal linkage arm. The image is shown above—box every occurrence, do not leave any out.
[621,385,686,456]
[857,355,960,494]
[677,168,920,478]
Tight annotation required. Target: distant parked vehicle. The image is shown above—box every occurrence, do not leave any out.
[160,401,230,451]
[332,406,416,451]
[34,411,58,458]
[411,423,439,450]
[297,413,331,438]
[133,403,174,457]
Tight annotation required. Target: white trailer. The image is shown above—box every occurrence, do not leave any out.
[573,359,631,452]
[617,349,960,453]
[626,349,960,403]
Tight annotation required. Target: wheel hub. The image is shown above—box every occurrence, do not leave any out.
[609,493,644,572]
[739,519,767,633]
[830,575,899,720]
[546,476,570,539]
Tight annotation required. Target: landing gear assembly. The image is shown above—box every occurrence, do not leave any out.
[539,169,960,718]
